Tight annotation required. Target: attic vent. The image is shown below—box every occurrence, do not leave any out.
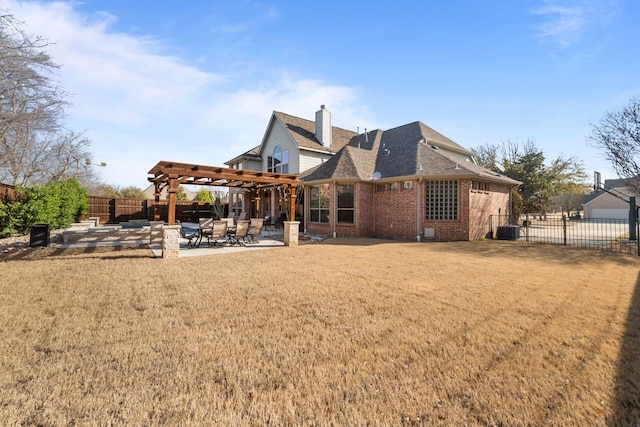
[431,145,439,150]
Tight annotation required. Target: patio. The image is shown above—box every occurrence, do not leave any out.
[151,226,288,258]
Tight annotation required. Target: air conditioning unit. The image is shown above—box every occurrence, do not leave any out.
[496,225,519,240]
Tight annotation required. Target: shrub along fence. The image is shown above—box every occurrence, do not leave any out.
[82,197,221,225]
[490,214,640,256]
[0,180,88,237]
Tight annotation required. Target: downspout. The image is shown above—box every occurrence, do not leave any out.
[416,177,423,241]
[303,186,308,234]
[332,181,337,238]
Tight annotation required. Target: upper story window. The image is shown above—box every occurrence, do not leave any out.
[268,146,289,173]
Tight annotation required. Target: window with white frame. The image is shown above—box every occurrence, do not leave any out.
[425,180,458,220]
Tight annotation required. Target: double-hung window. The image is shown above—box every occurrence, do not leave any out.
[337,184,354,224]
[310,184,330,223]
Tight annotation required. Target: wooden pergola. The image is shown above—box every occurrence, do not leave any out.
[147,161,301,225]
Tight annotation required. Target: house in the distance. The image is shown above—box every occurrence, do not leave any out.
[226,105,520,241]
[582,177,640,219]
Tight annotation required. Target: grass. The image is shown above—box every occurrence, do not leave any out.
[1,239,639,425]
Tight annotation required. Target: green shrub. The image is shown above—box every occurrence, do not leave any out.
[0,179,88,237]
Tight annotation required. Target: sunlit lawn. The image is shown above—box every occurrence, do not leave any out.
[1,239,639,425]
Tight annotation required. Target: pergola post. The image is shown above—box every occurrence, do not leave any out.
[153,181,161,221]
[167,175,179,225]
[283,185,299,247]
[254,193,261,217]
[289,186,297,221]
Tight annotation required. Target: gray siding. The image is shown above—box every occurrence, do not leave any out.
[262,119,300,173]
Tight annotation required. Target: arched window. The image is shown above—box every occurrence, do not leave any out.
[273,146,281,173]
[268,146,289,173]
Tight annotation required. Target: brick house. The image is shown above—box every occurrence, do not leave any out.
[225,106,355,218]
[226,106,520,241]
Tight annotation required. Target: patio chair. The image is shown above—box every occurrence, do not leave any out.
[197,218,214,247]
[238,212,249,220]
[180,224,199,248]
[247,218,264,243]
[210,220,228,246]
[222,217,235,230]
[228,220,250,246]
[263,214,274,231]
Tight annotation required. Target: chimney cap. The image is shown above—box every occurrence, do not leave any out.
[320,104,325,109]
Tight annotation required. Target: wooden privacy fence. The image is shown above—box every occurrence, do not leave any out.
[0,183,16,202]
[82,197,221,224]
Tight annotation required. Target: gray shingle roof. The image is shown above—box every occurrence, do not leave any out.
[302,121,520,186]
[273,111,356,154]
[224,145,261,165]
[604,176,640,188]
[582,190,604,205]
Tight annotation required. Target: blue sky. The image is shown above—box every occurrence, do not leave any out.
[2,0,638,188]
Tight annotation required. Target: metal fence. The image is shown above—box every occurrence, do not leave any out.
[490,214,640,256]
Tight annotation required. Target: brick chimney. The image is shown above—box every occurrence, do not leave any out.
[315,105,332,148]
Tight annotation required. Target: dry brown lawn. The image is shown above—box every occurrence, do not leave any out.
[1,239,639,426]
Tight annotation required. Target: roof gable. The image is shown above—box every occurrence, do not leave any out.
[272,111,356,154]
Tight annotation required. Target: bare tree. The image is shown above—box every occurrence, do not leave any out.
[553,186,585,217]
[588,97,640,192]
[0,8,98,186]
[472,139,587,215]
[470,143,500,170]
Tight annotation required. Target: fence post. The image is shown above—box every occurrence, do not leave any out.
[629,196,637,241]
[637,207,640,257]
[525,215,529,242]
[562,215,567,246]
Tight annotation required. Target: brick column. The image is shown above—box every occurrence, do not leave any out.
[162,225,181,259]
[284,221,299,247]
[150,221,164,245]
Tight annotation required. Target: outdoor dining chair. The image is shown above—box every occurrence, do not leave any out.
[196,218,214,247]
[222,217,235,231]
[180,224,199,248]
[227,220,250,246]
[210,220,228,246]
[247,218,264,243]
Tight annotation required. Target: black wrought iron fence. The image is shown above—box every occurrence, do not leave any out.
[489,214,640,256]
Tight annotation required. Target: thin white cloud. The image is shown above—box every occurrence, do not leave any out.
[5,1,222,127]
[531,0,619,47]
[0,0,372,187]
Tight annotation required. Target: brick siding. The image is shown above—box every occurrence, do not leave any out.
[305,179,513,241]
